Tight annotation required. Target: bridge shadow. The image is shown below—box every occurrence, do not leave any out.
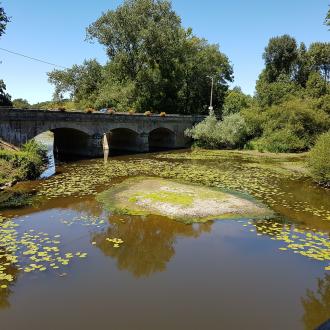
[33,126,180,167]
[148,127,176,152]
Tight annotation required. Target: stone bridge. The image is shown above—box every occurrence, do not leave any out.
[0,108,204,157]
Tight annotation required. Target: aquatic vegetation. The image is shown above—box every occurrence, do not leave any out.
[106,237,124,248]
[34,149,330,224]
[60,214,107,228]
[245,219,330,270]
[0,216,87,291]
[97,177,272,223]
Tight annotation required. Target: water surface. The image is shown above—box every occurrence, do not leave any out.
[0,148,329,330]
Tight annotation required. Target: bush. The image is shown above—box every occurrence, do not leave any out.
[217,113,248,148]
[308,131,330,186]
[249,98,330,152]
[185,112,248,149]
[0,140,48,183]
[160,112,166,117]
[251,129,307,153]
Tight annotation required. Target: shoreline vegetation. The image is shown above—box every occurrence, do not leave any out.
[0,140,48,190]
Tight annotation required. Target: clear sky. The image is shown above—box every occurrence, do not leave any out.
[0,0,329,104]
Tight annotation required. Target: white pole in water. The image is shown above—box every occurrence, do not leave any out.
[207,75,214,113]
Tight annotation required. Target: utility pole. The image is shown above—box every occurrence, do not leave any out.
[207,76,214,114]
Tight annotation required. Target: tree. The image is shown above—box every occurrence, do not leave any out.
[48,59,103,108]
[81,0,232,114]
[295,42,311,87]
[308,42,330,83]
[0,2,10,38]
[0,3,12,106]
[0,80,12,106]
[306,72,328,98]
[262,35,298,83]
[222,87,252,117]
[255,71,300,107]
[325,7,330,27]
[12,98,30,109]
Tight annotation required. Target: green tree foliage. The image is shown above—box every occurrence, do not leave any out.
[48,59,103,108]
[0,2,9,38]
[0,3,11,106]
[222,87,252,117]
[308,131,330,187]
[185,111,248,149]
[256,35,329,108]
[262,35,298,83]
[0,80,11,106]
[12,98,30,109]
[49,0,233,114]
[306,72,328,98]
[249,98,330,152]
[295,42,311,87]
[308,42,330,83]
[325,7,330,27]
[256,72,300,107]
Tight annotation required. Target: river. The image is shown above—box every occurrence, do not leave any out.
[0,137,329,330]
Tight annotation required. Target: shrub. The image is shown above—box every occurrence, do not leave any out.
[107,108,116,114]
[250,98,330,152]
[144,111,152,116]
[185,112,219,148]
[160,112,166,117]
[251,129,307,153]
[85,108,95,113]
[217,113,248,148]
[308,131,330,187]
[0,140,48,183]
[185,112,248,149]
[57,106,66,112]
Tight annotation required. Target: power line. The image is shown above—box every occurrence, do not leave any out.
[0,47,69,69]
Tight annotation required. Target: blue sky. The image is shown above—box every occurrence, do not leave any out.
[0,0,329,104]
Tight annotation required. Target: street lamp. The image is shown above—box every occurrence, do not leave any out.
[207,75,214,113]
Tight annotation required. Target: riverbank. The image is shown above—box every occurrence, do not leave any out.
[0,140,48,191]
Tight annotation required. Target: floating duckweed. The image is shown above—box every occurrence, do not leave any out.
[33,150,329,223]
[60,214,106,227]
[0,216,88,289]
[106,237,124,248]
[244,220,330,270]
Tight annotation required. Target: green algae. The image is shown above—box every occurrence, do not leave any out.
[129,190,194,207]
[96,177,272,223]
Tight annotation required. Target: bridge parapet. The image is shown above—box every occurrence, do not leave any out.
[0,108,205,157]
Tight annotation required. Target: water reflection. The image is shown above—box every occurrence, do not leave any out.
[92,215,212,277]
[302,274,330,330]
[0,252,19,309]
[35,132,56,178]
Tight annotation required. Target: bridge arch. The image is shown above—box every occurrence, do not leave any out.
[107,128,148,154]
[51,127,95,159]
[148,127,176,151]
